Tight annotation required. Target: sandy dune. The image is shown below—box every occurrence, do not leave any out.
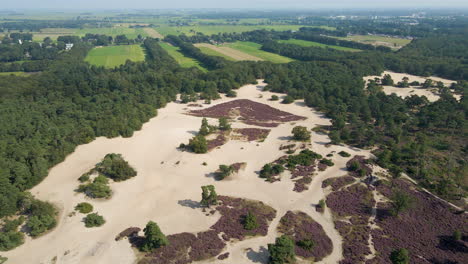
[4,80,374,264]
[195,43,263,61]
[364,70,459,102]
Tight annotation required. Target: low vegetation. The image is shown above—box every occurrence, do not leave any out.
[140,221,169,252]
[84,213,105,228]
[268,235,296,264]
[291,126,310,141]
[75,202,93,214]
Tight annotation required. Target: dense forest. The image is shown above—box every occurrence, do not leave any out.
[0,14,466,245]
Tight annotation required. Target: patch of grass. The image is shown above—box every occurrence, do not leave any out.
[278,39,360,52]
[84,45,145,68]
[0,72,30,77]
[76,27,147,39]
[197,46,236,61]
[333,35,412,49]
[159,42,207,71]
[156,25,332,36]
[224,41,293,63]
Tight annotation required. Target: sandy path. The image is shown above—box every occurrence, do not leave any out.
[364,71,460,102]
[195,43,263,61]
[4,81,373,264]
[143,28,164,39]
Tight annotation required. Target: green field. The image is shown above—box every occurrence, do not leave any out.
[76,27,148,39]
[0,72,31,77]
[278,39,361,52]
[159,42,207,71]
[85,45,145,68]
[196,46,236,61]
[156,25,332,36]
[333,35,412,48]
[224,41,294,63]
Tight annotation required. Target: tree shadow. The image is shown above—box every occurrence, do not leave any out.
[246,246,269,263]
[178,199,202,209]
[437,235,468,253]
[277,136,292,141]
[187,130,198,136]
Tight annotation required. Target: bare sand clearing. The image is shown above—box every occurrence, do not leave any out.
[195,43,263,61]
[4,80,374,264]
[143,28,164,39]
[364,70,460,102]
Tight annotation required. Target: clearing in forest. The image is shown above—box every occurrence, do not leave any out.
[333,35,412,49]
[223,41,293,63]
[84,45,145,68]
[195,43,262,61]
[278,39,361,52]
[159,42,207,71]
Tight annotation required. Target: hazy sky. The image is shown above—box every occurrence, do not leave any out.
[2,0,468,9]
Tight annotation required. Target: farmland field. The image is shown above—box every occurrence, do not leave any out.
[159,42,207,71]
[224,41,294,63]
[278,39,361,52]
[333,35,412,49]
[76,27,148,39]
[156,25,332,36]
[195,45,237,61]
[84,45,145,68]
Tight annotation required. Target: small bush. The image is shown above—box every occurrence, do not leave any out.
[78,173,90,182]
[75,202,93,214]
[270,95,279,101]
[93,174,109,184]
[84,213,105,228]
[25,200,57,237]
[338,151,351,157]
[77,182,112,199]
[281,95,294,104]
[320,158,334,166]
[297,239,315,251]
[291,126,311,141]
[243,211,259,230]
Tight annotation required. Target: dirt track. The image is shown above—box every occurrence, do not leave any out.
[143,27,164,38]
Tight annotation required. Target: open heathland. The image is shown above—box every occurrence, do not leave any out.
[277,211,333,261]
[189,99,306,127]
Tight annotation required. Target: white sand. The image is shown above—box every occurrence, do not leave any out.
[364,70,460,102]
[4,81,374,264]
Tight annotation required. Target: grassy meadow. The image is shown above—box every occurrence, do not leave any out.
[155,25,332,36]
[85,45,145,68]
[278,39,361,52]
[159,42,207,71]
[224,41,294,63]
[333,35,412,48]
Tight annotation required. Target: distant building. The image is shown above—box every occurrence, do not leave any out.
[18,39,22,45]
[65,43,74,50]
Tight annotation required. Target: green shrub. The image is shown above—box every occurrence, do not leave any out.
[0,231,24,251]
[243,211,258,230]
[96,153,137,182]
[270,95,279,101]
[338,151,351,157]
[297,239,315,251]
[189,134,208,154]
[320,158,334,166]
[93,174,109,184]
[84,213,105,228]
[140,221,168,252]
[281,95,294,104]
[25,200,57,237]
[268,235,295,264]
[78,173,90,182]
[217,164,234,180]
[77,182,112,199]
[75,202,93,214]
[259,163,285,179]
[291,126,310,141]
